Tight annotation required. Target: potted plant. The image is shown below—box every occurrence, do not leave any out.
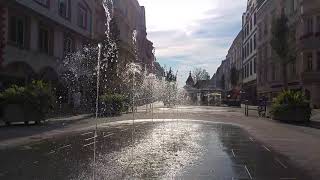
[271,91,311,123]
[0,81,55,125]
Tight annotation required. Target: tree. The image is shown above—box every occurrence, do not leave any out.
[270,11,295,90]
[192,68,210,82]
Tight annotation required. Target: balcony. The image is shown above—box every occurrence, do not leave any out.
[302,71,320,84]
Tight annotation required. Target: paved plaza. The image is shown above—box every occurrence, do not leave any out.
[0,105,319,179]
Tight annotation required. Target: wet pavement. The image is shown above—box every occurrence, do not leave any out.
[0,119,311,180]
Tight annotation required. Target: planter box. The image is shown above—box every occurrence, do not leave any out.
[272,105,311,122]
[2,104,43,125]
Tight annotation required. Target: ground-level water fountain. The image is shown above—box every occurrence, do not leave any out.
[0,119,311,180]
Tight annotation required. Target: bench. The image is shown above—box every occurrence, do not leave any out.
[244,101,267,117]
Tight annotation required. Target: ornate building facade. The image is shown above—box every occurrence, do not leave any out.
[0,0,104,86]
[256,0,320,108]
[242,0,259,104]
[113,0,155,72]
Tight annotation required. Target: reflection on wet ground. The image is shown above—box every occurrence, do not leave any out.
[0,120,311,179]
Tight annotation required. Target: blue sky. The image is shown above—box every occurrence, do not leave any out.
[138,0,247,86]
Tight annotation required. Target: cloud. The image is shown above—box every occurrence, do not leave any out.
[138,0,247,86]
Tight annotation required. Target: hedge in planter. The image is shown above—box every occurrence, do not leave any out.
[100,94,128,116]
[0,81,55,124]
[271,91,311,122]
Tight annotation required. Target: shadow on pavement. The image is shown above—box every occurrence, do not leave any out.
[0,114,94,141]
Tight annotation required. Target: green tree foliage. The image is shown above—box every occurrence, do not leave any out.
[270,12,295,90]
[192,67,210,83]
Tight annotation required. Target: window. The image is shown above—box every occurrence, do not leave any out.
[254,13,257,25]
[244,65,247,78]
[246,44,249,58]
[78,5,88,29]
[250,18,252,31]
[253,34,256,50]
[265,64,268,82]
[250,39,253,53]
[59,0,71,19]
[39,26,50,54]
[34,0,49,7]
[291,61,296,78]
[254,58,256,74]
[317,16,320,33]
[258,24,262,40]
[293,0,298,12]
[271,63,276,81]
[306,53,313,72]
[264,46,268,59]
[305,17,313,34]
[264,18,268,35]
[246,64,249,77]
[242,68,245,79]
[317,52,320,71]
[242,47,245,59]
[250,60,253,75]
[9,16,25,48]
[64,35,74,55]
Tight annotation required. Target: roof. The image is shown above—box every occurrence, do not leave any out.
[186,72,195,86]
[194,80,210,89]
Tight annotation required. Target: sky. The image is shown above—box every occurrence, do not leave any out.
[138,0,247,86]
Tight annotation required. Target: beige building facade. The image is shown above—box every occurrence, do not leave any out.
[226,30,243,91]
[113,0,155,72]
[298,0,320,108]
[0,0,155,88]
[241,0,263,104]
[257,0,320,108]
[0,0,103,86]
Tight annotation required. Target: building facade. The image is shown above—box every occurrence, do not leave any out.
[242,0,261,104]
[0,3,5,71]
[257,0,284,99]
[226,30,243,91]
[256,0,320,108]
[184,72,220,105]
[298,0,320,108]
[113,0,155,72]
[1,0,103,87]
[0,0,155,85]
